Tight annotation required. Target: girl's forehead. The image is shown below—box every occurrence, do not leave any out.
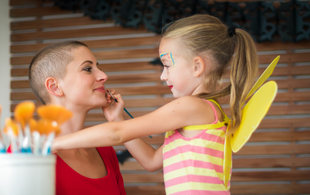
[159,38,179,54]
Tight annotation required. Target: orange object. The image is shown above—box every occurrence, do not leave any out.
[36,119,60,135]
[14,101,35,129]
[4,118,19,136]
[29,118,38,132]
[37,105,72,125]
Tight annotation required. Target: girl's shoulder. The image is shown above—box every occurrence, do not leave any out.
[169,95,212,110]
[167,96,219,124]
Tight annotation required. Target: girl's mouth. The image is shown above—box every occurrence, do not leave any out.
[168,85,173,90]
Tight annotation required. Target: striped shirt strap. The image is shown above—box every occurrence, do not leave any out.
[183,99,230,131]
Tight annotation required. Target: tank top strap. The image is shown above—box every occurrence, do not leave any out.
[183,99,230,131]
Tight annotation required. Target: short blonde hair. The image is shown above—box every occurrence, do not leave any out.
[29,41,88,104]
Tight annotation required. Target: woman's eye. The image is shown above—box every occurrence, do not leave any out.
[83,67,92,72]
[163,65,170,69]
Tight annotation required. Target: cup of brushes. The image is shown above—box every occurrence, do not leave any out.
[0,101,72,195]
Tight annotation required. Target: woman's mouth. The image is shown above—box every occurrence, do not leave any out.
[168,85,173,90]
[94,86,105,93]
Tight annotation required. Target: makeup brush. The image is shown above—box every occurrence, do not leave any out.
[4,118,19,153]
[106,90,152,139]
[14,101,35,153]
[37,105,72,155]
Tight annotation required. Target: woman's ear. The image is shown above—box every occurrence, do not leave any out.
[193,56,205,77]
[45,77,63,97]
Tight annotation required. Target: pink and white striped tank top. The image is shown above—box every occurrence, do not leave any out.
[163,99,231,195]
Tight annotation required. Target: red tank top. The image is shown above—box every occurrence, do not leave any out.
[56,147,126,195]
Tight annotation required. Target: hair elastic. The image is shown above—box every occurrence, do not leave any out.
[228,26,236,37]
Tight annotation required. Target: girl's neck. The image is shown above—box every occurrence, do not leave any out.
[191,83,209,96]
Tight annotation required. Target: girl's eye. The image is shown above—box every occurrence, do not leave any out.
[83,67,92,72]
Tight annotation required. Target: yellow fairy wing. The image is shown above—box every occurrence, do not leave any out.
[223,136,232,189]
[245,56,280,101]
[231,81,278,153]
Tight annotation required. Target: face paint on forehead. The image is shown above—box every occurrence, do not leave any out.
[160,52,176,72]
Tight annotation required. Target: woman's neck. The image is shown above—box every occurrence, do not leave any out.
[59,111,86,136]
[49,100,89,136]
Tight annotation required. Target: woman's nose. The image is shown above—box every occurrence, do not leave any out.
[160,68,168,81]
[97,70,108,82]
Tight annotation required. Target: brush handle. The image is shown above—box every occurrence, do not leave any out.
[32,131,40,155]
[42,132,55,156]
[9,132,18,153]
[0,139,5,153]
[21,125,32,153]
[124,108,134,118]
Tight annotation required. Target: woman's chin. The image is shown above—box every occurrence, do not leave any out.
[90,99,108,108]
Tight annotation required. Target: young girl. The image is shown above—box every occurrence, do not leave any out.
[52,14,258,194]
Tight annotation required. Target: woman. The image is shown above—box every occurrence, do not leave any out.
[27,40,126,195]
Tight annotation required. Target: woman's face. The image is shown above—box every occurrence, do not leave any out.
[59,46,108,110]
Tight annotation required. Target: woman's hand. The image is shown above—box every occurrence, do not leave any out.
[102,89,125,122]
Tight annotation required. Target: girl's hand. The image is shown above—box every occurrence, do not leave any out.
[51,138,59,154]
[102,89,125,122]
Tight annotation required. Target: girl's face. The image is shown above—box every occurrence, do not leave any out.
[159,38,202,98]
[59,46,108,110]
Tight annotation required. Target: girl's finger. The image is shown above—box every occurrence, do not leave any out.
[110,89,116,95]
[105,90,113,103]
[113,93,124,104]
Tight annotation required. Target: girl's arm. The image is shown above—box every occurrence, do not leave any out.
[103,91,163,172]
[52,96,215,152]
[101,91,163,172]
[124,140,163,172]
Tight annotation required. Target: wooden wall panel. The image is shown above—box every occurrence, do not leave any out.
[9,0,310,194]
[11,36,160,53]
[11,16,105,31]
[10,6,77,17]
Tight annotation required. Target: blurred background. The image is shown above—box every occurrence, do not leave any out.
[1,0,310,194]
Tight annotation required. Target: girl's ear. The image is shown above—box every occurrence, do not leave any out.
[193,56,205,77]
[45,77,63,97]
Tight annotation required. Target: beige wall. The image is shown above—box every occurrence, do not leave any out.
[0,0,10,145]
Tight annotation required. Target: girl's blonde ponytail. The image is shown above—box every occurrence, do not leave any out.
[228,29,258,135]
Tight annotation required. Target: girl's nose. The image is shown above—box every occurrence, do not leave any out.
[160,68,168,81]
